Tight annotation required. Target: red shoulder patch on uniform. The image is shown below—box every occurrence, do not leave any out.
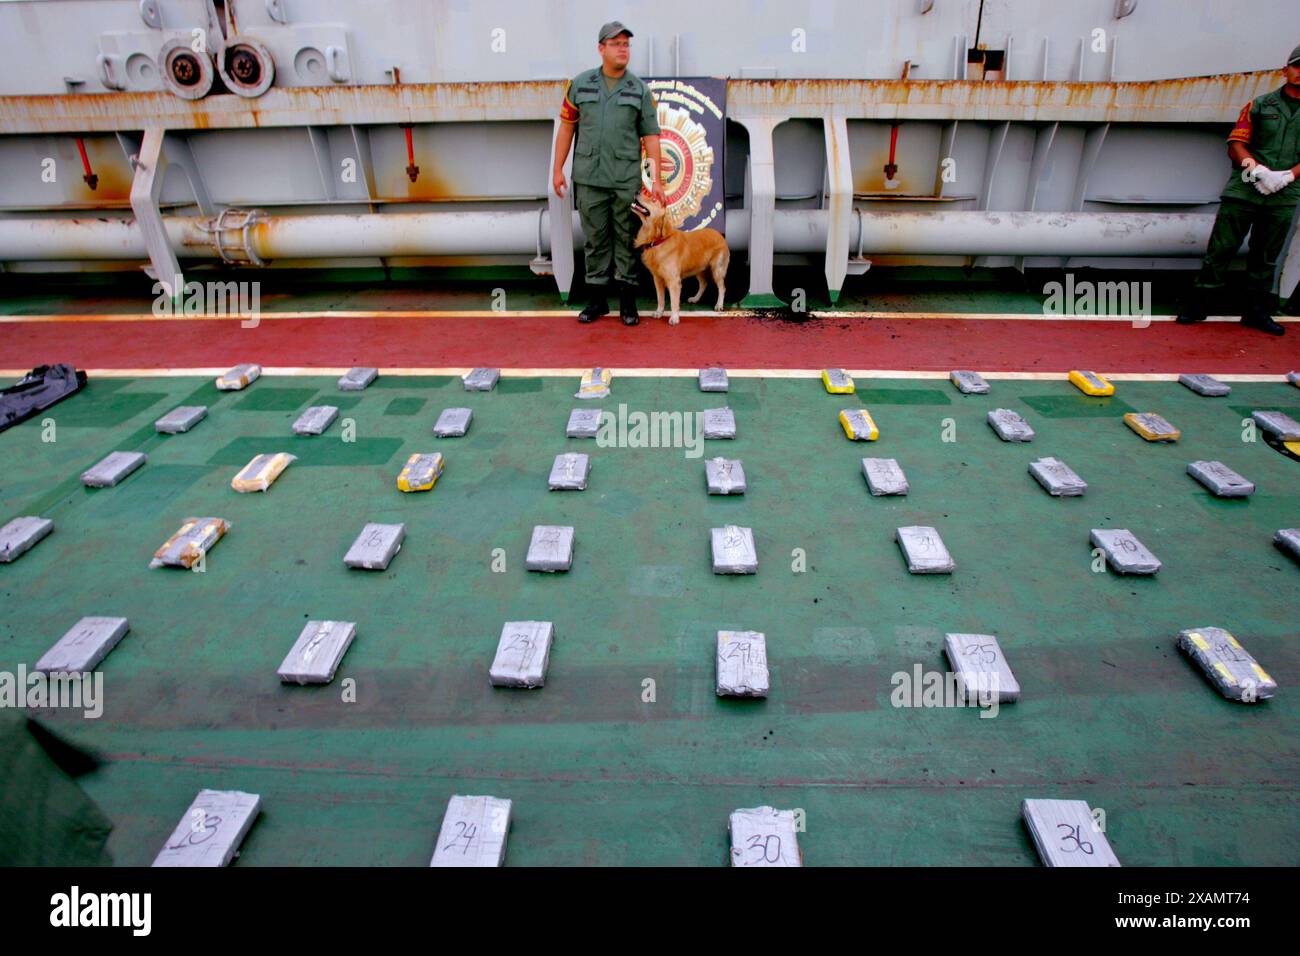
[1226,100,1254,144]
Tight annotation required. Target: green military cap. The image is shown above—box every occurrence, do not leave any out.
[1289,43,1300,66]
[598,21,633,42]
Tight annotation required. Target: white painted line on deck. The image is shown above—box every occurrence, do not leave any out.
[4,368,1292,383]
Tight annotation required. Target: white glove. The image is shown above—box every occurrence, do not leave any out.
[1242,161,1268,183]
[1254,167,1295,195]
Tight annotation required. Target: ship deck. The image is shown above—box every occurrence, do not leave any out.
[2,275,1298,865]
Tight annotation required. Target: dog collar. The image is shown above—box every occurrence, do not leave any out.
[645,236,671,248]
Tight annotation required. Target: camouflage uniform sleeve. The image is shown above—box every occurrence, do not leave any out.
[638,87,661,137]
[560,80,579,124]
[1226,99,1255,145]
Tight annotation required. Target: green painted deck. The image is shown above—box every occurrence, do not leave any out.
[2,373,1298,866]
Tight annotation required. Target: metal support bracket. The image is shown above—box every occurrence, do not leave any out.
[1015,121,1059,270]
[129,127,185,300]
[543,118,575,301]
[823,113,853,304]
[735,116,783,307]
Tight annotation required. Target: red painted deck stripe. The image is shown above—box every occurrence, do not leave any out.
[1,314,1297,374]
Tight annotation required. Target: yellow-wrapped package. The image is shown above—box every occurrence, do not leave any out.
[822,368,855,393]
[397,452,445,492]
[576,367,612,399]
[1067,369,1114,396]
[150,516,230,569]
[231,452,297,492]
[838,408,879,441]
[1124,412,1180,442]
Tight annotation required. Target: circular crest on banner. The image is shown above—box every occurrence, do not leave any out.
[652,102,715,225]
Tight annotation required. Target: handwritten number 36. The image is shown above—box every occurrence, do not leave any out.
[1057,822,1094,855]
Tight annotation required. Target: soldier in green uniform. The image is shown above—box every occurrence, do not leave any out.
[1177,44,1300,335]
[552,21,667,325]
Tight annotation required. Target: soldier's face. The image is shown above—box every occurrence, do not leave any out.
[600,35,631,70]
[1285,63,1300,86]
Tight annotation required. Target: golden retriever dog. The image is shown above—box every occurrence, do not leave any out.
[630,194,729,325]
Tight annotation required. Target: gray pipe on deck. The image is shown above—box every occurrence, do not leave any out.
[0,209,1216,261]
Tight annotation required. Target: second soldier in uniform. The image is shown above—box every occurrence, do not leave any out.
[552,21,667,325]
[1177,43,1300,335]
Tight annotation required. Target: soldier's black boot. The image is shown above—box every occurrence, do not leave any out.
[618,282,639,326]
[1174,288,1209,324]
[578,292,609,323]
[1241,291,1285,336]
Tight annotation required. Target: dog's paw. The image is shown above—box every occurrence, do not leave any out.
[668,315,680,326]
[653,310,663,319]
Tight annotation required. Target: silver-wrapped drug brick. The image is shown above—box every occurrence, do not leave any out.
[525,525,574,571]
[548,453,590,491]
[153,790,261,867]
[895,525,954,574]
[711,525,757,574]
[699,367,729,392]
[462,367,500,391]
[292,405,339,435]
[1029,457,1087,496]
[489,621,553,687]
[1251,410,1300,441]
[149,517,228,569]
[80,450,146,488]
[1187,460,1254,497]
[35,617,130,673]
[861,457,908,496]
[950,370,990,394]
[988,408,1035,441]
[566,407,603,438]
[0,516,54,564]
[1090,528,1160,575]
[433,407,473,437]
[703,407,736,439]
[344,522,405,570]
[277,620,356,685]
[215,363,261,391]
[1177,627,1277,702]
[716,630,769,698]
[1275,528,1300,561]
[292,404,339,436]
[705,457,746,495]
[1179,373,1230,397]
[1022,799,1120,867]
[729,807,802,867]
[943,632,1020,704]
[431,795,512,867]
[154,405,208,433]
[338,367,377,391]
